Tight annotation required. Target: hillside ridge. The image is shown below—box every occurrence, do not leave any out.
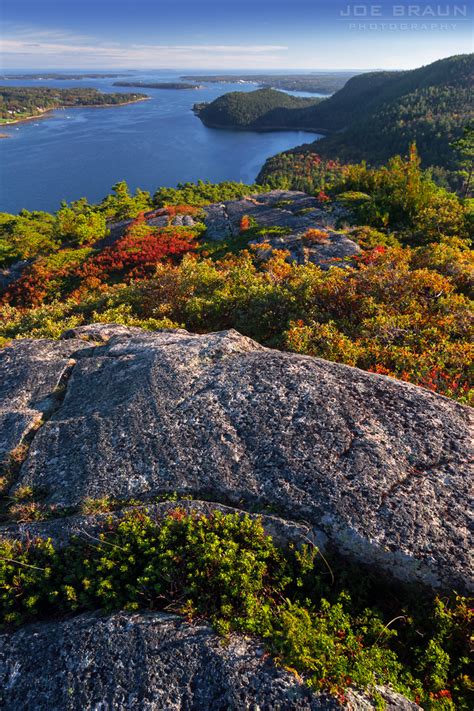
[195,54,474,173]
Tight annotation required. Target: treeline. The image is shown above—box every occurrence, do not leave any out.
[259,123,474,196]
[0,87,147,121]
[114,82,202,90]
[0,180,265,266]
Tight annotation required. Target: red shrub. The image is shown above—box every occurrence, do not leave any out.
[3,218,196,308]
[79,226,196,282]
[356,246,387,265]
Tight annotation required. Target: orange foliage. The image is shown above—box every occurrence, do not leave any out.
[302,229,330,245]
[240,215,251,232]
[164,205,201,218]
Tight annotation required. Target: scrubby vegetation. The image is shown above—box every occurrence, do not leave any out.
[1,509,472,708]
[0,181,152,266]
[258,153,346,194]
[0,87,147,123]
[1,132,472,707]
[153,179,267,206]
[1,147,471,403]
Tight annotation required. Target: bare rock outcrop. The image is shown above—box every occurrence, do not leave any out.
[1,324,472,593]
[75,191,359,267]
[203,190,360,266]
[0,612,420,711]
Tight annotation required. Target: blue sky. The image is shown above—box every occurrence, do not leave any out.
[1,1,473,70]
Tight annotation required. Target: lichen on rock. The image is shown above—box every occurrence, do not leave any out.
[1,324,471,593]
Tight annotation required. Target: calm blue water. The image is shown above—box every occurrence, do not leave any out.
[0,71,322,213]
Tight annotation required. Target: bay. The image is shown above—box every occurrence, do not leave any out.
[0,71,322,213]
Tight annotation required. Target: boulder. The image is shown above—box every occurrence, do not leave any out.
[204,190,345,237]
[249,229,360,267]
[202,190,361,264]
[0,259,31,291]
[1,324,472,592]
[202,202,233,240]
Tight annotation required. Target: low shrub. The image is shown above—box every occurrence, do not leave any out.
[0,510,472,708]
[302,228,330,245]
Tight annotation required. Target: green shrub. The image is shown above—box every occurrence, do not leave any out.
[153,180,267,207]
[269,596,405,699]
[1,510,472,708]
[331,146,470,245]
[0,537,57,625]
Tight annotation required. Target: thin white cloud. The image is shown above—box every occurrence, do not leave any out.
[2,24,95,44]
[0,26,288,69]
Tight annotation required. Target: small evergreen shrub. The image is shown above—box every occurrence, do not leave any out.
[0,509,472,709]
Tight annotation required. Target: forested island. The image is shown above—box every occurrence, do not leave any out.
[182,72,357,93]
[196,54,474,185]
[0,87,149,124]
[114,81,204,89]
[194,89,321,130]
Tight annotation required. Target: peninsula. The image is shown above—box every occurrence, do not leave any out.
[0,87,149,125]
[193,89,321,131]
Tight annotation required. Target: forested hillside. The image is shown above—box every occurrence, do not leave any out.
[197,54,474,180]
[194,88,320,129]
[183,72,357,94]
[304,54,473,172]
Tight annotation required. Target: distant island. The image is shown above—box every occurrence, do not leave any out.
[0,87,149,125]
[113,81,204,90]
[182,72,358,94]
[0,73,127,81]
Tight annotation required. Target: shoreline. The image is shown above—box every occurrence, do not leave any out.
[182,77,334,95]
[0,96,150,127]
[195,115,329,136]
[114,83,205,90]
